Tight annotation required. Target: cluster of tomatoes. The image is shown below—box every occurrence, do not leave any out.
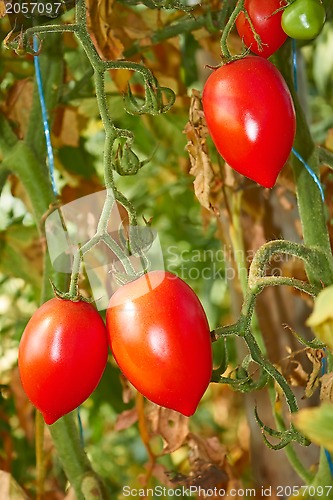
[18,271,213,425]
[17,0,327,426]
[202,0,326,188]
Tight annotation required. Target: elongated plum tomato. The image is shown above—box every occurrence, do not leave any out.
[106,271,213,416]
[18,298,109,425]
[202,56,296,188]
[235,0,288,58]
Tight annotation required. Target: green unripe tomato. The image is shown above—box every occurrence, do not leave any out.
[281,0,326,40]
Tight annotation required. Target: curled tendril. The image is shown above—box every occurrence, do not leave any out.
[112,140,148,176]
[283,323,326,349]
[254,407,311,450]
[124,79,175,115]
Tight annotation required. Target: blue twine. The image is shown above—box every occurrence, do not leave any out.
[34,35,85,447]
[33,35,58,196]
[291,148,325,202]
[291,38,324,202]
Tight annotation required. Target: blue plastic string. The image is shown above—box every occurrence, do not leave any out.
[33,36,58,196]
[33,35,85,446]
[291,148,325,202]
[291,40,324,202]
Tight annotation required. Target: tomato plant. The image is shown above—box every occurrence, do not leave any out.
[281,0,326,40]
[18,298,109,425]
[202,56,296,188]
[106,271,213,416]
[235,0,288,58]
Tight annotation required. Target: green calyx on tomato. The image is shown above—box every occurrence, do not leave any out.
[202,56,296,189]
[106,270,213,417]
[281,0,326,40]
[235,0,288,59]
[18,298,109,425]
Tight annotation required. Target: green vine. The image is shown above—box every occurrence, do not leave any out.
[210,0,333,487]
[3,0,333,495]
[6,0,175,303]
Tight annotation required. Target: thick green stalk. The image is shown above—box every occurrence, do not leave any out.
[273,42,333,287]
[273,41,333,488]
[49,415,109,500]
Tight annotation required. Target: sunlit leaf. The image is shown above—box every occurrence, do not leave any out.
[293,403,333,452]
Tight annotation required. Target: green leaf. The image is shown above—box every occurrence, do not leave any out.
[0,224,41,293]
[307,285,333,326]
[58,138,98,178]
[293,403,333,451]
[180,32,199,87]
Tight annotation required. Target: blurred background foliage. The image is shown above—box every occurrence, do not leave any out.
[0,0,333,498]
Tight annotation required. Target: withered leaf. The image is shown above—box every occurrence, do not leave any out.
[167,433,228,491]
[187,432,226,465]
[10,368,35,444]
[184,89,221,215]
[148,405,189,454]
[5,79,34,139]
[320,373,333,403]
[0,2,6,18]
[53,106,81,148]
[287,360,309,388]
[87,0,124,60]
[305,349,324,398]
[114,407,138,431]
[0,471,29,500]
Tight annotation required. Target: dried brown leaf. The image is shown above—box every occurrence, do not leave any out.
[119,373,135,404]
[167,433,228,492]
[320,373,333,403]
[0,471,29,499]
[5,79,34,139]
[287,360,309,388]
[52,106,81,148]
[187,433,226,466]
[148,405,189,454]
[114,408,138,431]
[305,349,324,398]
[87,0,124,60]
[184,89,222,215]
[10,367,35,443]
[0,1,6,18]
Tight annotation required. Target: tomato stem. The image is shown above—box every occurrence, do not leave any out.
[220,0,244,61]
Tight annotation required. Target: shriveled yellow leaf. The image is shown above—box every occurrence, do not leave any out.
[0,471,29,500]
[184,89,222,215]
[293,403,333,451]
[148,405,189,454]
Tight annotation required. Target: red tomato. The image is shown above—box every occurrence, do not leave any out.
[202,56,296,188]
[235,0,288,58]
[18,298,109,425]
[106,271,212,416]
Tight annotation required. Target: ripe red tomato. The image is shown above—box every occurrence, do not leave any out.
[235,0,288,58]
[106,271,212,416]
[18,298,109,425]
[202,56,296,188]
